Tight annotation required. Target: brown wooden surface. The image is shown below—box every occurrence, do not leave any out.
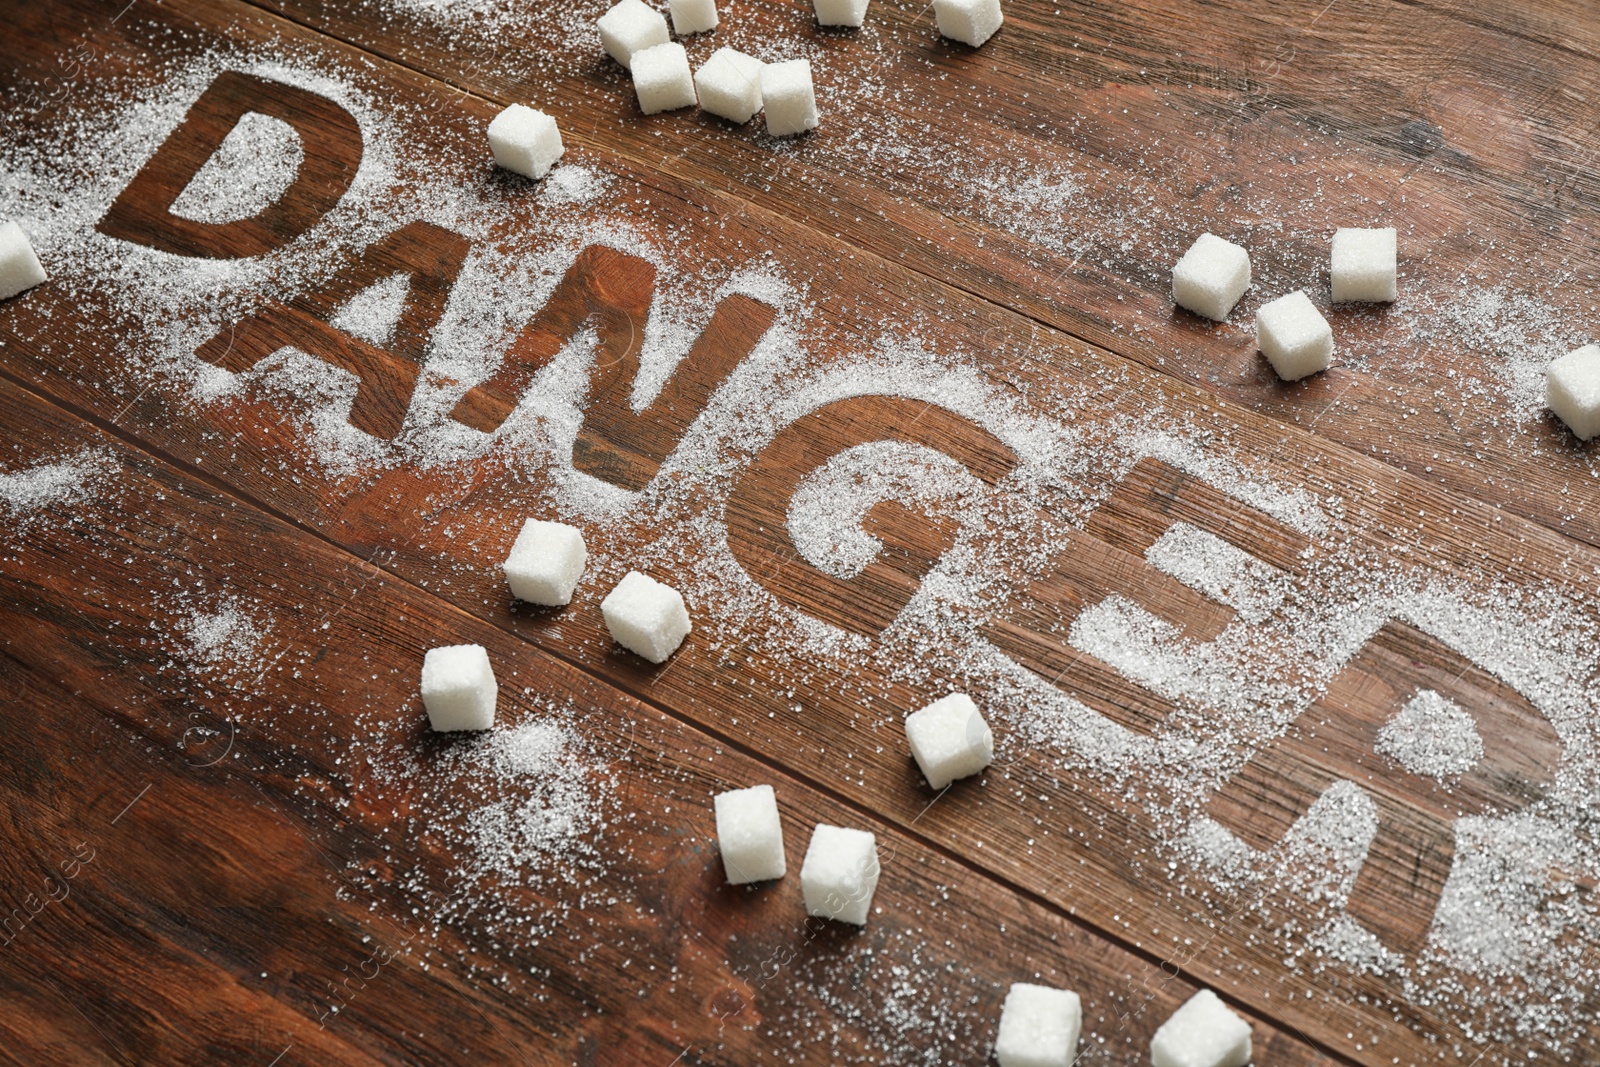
[1,0,1598,1064]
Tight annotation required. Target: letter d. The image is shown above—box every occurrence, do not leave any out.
[98,70,362,258]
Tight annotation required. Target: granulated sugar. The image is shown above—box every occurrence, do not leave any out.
[357,698,626,968]
[1428,285,1584,424]
[327,271,412,348]
[1145,521,1289,624]
[1375,689,1484,780]
[168,110,304,225]
[787,440,989,579]
[180,599,267,668]
[541,164,615,207]
[447,719,608,883]
[7,26,1600,1066]
[150,588,281,697]
[0,447,117,519]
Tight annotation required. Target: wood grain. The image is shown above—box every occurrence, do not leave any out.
[244,0,1600,561]
[0,0,1597,1065]
[0,376,1335,1066]
[98,69,362,259]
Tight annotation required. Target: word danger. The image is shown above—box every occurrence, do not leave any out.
[98,71,1564,961]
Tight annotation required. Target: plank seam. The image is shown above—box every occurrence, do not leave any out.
[0,361,1368,1067]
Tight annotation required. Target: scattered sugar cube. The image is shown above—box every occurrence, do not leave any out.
[905,693,993,789]
[420,644,497,732]
[932,0,1003,46]
[486,104,564,181]
[502,519,587,606]
[814,0,869,27]
[632,42,697,114]
[799,823,879,925]
[668,0,718,33]
[1172,233,1251,321]
[714,784,786,884]
[1256,290,1333,381]
[1546,344,1600,440]
[1331,226,1397,303]
[0,222,46,301]
[761,60,819,137]
[601,570,692,663]
[598,0,670,69]
[695,48,765,124]
[1150,989,1252,1067]
[995,983,1082,1067]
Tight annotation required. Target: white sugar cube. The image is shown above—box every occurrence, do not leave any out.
[502,519,587,606]
[632,42,697,114]
[714,784,786,883]
[995,983,1082,1067]
[905,693,993,789]
[695,48,765,124]
[814,0,869,27]
[1172,233,1251,321]
[761,60,819,137]
[598,0,670,69]
[601,570,691,663]
[933,0,1003,46]
[799,823,879,925]
[1546,344,1600,440]
[1256,290,1333,381]
[420,644,497,732]
[1331,226,1397,303]
[487,104,564,180]
[668,0,718,33]
[0,222,46,301]
[1150,989,1252,1067]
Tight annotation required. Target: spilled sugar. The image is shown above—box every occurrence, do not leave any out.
[357,698,626,963]
[1376,689,1485,780]
[180,599,267,668]
[1144,521,1289,624]
[442,718,609,885]
[327,270,412,349]
[0,447,118,518]
[787,440,989,580]
[2,29,1598,1067]
[1431,285,1583,424]
[168,110,304,225]
[540,164,614,207]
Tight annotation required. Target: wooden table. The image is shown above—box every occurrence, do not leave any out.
[2,0,1597,1063]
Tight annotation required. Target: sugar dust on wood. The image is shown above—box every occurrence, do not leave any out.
[357,697,630,966]
[0,447,117,518]
[3,20,1600,1067]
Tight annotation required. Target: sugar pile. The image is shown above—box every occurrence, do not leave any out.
[1375,690,1484,780]
[0,447,117,520]
[539,164,614,207]
[452,719,606,882]
[327,271,412,349]
[180,598,268,669]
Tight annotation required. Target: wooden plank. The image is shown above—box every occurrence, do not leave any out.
[234,0,1600,558]
[2,3,1598,1065]
[0,376,1337,1065]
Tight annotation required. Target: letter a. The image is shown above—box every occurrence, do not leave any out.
[196,221,469,439]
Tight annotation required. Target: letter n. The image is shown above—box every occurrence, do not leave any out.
[98,71,362,259]
[450,244,777,491]
[195,221,469,438]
